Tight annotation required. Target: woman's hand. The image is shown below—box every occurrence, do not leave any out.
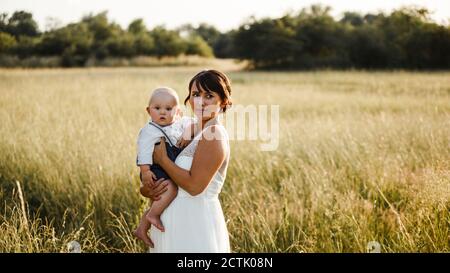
[140,178,169,200]
[153,137,167,165]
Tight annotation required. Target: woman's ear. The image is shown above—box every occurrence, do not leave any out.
[220,102,228,112]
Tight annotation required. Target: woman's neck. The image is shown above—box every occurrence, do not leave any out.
[200,116,220,129]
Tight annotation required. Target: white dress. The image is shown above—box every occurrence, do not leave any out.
[149,124,231,253]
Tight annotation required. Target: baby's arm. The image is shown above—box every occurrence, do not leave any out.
[137,126,158,197]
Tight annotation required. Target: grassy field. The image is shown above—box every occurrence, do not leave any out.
[0,64,449,252]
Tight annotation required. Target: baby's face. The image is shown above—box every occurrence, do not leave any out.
[147,93,179,126]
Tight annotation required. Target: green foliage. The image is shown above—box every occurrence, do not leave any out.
[346,25,388,68]
[133,33,155,55]
[235,17,299,68]
[39,23,93,55]
[105,29,136,57]
[2,11,39,38]
[0,32,16,53]
[178,23,235,58]
[128,19,147,35]
[340,12,364,27]
[185,34,213,57]
[13,35,40,58]
[234,5,450,69]
[213,31,237,58]
[150,26,186,58]
[193,23,221,47]
[0,6,449,69]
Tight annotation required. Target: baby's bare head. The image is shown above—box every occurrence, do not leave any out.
[149,87,179,106]
[147,87,180,126]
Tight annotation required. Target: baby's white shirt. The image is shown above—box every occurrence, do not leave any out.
[136,116,193,166]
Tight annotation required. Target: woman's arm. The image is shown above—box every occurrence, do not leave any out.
[154,126,227,196]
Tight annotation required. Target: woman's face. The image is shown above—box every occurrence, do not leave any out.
[189,81,223,122]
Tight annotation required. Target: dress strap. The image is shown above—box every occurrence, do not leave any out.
[149,122,176,147]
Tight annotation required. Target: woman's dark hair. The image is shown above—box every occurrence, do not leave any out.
[184,69,232,112]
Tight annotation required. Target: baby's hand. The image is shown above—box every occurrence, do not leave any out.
[177,137,191,148]
[141,170,157,187]
[177,122,196,148]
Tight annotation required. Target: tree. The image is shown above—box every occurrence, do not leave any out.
[82,12,116,59]
[236,17,300,68]
[82,11,112,41]
[185,35,213,57]
[13,35,40,58]
[128,19,147,35]
[105,27,136,57]
[0,13,8,33]
[133,33,155,55]
[1,7,449,69]
[39,22,93,56]
[194,23,221,47]
[213,31,236,58]
[346,25,388,68]
[150,26,186,57]
[340,12,364,27]
[178,23,222,57]
[293,5,349,68]
[6,11,39,37]
[0,32,17,53]
[38,22,93,66]
[403,23,450,69]
[375,8,431,67]
[127,19,155,55]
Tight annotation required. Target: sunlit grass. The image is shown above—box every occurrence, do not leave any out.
[0,67,449,252]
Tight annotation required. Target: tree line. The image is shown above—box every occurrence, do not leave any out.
[0,5,449,69]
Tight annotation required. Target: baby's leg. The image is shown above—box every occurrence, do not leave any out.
[146,179,178,232]
[133,206,153,247]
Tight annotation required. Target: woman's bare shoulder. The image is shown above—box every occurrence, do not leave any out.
[197,125,228,156]
[201,125,228,141]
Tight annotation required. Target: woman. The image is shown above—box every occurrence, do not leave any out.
[140,69,232,252]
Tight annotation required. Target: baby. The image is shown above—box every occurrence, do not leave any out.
[134,87,193,246]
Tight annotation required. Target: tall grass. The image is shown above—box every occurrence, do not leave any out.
[0,67,449,252]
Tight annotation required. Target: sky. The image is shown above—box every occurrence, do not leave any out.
[1,0,449,32]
